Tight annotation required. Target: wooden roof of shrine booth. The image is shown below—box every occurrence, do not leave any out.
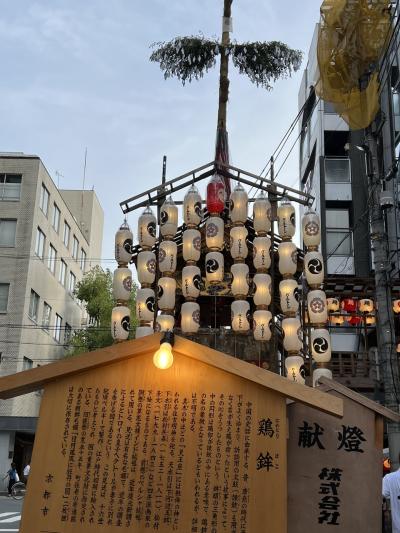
[0,333,342,533]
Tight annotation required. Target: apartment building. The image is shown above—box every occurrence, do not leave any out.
[0,153,104,472]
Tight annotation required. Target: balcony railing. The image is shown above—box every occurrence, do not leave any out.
[330,351,375,390]
[324,158,351,183]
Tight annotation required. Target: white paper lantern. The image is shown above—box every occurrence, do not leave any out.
[307,290,328,324]
[136,288,155,322]
[327,298,340,313]
[253,273,272,307]
[279,279,299,315]
[359,298,374,314]
[282,317,302,352]
[181,301,200,333]
[183,229,201,263]
[205,252,224,284]
[230,225,248,260]
[302,211,321,249]
[230,183,248,224]
[253,191,271,235]
[304,251,324,288]
[206,216,225,251]
[231,300,250,332]
[160,196,178,238]
[111,306,130,340]
[366,314,376,325]
[183,184,202,227]
[231,263,249,299]
[155,314,174,332]
[112,267,132,302]
[115,222,133,265]
[137,251,156,286]
[159,240,177,274]
[330,313,344,325]
[253,236,271,271]
[182,265,201,300]
[393,300,400,314]
[285,355,305,385]
[313,368,332,387]
[253,310,272,341]
[277,199,295,240]
[158,277,176,311]
[138,206,157,250]
[278,241,297,276]
[311,328,332,363]
[135,325,154,338]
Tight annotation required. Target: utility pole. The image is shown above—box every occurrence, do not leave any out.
[366,126,400,468]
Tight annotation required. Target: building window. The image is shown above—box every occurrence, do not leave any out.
[23,357,33,371]
[42,302,52,330]
[0,283,10,313]
[52,203,60,233]
[54,313,62,342]
[63,222,70,248]
[0,174,22,201]
[68,271,76,294]
[40,184,50,217]
[64,323,72,344]
[59,260,67,286]
[80,249,87,272]
[0,219,17,247]
[324,101,337,114]
[48,244,57,274]
[35,227,46,259]
[326,209,353,256]
[29,289,40,321]
[72,236,79,260]
[325,158,351,183]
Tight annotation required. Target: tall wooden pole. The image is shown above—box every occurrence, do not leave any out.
[217,0,232,131]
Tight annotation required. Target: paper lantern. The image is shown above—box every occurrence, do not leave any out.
[366,314,376,325]
[311,328,332,363]
[397,342,400,353]
[206,216,225,251]
[206,173,226,215]
[159,240,177,274]
[307,290,328,324]
[330,313,344,325]
[111,306,130,340]
[183,184,202,227]
[230,225,248,260]
[181,301,200,333]
[341,298,357,313]
[253,236,271,271]
[359,298,374,314]
[279,279,299,316]
[160,196,178,238]
[327,298,340,313]
[136,288,156,322]
[278,241,297,276]
[182,265,202,300]
[313,368,332,387]
[304,251,324,288]
[253,273,272,307]
[112,267,132,302]
[115,222,133,266]
[230,183,248,224]
[183,229,201,263]
[155,314,174,332]
[253,310,272,341]
[253,191,271,235]
[158,277,176,311]
[231,300,250,332]
[277,199,295,240]
[135,325,154,338]
[231,263,249,299]
[285,355,305,385]
[282,317,302,353]
[348,316,362,326]
[302,211,321,249]
[137,251,156,286]
[138,206,157,250]
[393,300,400,314]
[205,252,224,284]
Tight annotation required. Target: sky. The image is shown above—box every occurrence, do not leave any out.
[0,0,322,266]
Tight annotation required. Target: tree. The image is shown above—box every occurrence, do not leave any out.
[68,266,137,355]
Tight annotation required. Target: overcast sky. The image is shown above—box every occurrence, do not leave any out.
[0,0,321,265]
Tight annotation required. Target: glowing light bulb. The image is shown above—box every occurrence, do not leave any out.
[153,342,174,369]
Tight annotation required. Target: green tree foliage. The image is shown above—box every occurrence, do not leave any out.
[68,266,137,355]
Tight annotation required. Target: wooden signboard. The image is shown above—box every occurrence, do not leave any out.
[287,378,400,533]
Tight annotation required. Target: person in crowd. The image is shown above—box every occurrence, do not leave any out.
[383,454,400,533]
[3,462,18,497]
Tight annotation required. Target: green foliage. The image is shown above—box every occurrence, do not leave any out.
[68,265,137,355]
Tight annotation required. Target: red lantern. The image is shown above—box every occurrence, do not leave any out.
[206,173,226,215]
[341,298,357,313]
[348,316,362,326]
